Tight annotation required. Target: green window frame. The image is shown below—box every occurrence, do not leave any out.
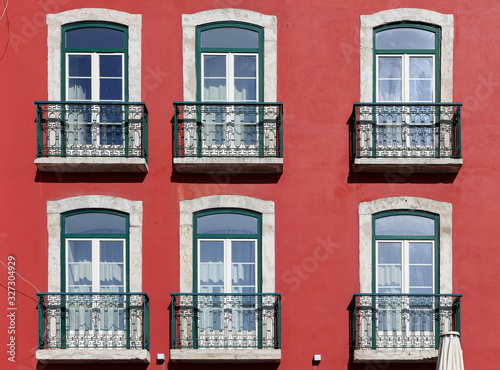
[61,209,130,293]
[193,208,262,293]
[61,22,129,102]
[373,23,441,103]
[372,210,440,294]
[196,22,264,102]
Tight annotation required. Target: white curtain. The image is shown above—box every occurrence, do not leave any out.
[377,265,402,290]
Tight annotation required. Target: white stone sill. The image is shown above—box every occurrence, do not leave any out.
[173,157,283,173]
[36,348,150,363]
[353,349,438,363]
[35,157,148,172]
[170,348,281,363]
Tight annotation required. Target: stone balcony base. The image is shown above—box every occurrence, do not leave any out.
[354,349,438,363]
[174,157,283,173]
[36,349,150,363]
[35,157,148,172]
[170,348,281,363]
[353,157,462,173]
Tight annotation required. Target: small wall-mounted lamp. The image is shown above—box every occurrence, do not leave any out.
[157,353,166,364]
[313,354,321,363]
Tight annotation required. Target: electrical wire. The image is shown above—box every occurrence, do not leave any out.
[0,0,8,21]
[0,259,40,292]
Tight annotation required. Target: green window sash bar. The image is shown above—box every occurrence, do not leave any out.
[173,102,283,159]
[171,293,281,350]
[35,101,148,162]
[350,293,462,351]
[37,292,150,350]
[352,103,462,160]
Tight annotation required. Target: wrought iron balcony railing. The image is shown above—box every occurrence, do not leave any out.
[353,103,462,159]
[35,101,148,161]
[351,294,462,351]
[37,293,150,350]
[173,102,283,158]
[171,293,281,350]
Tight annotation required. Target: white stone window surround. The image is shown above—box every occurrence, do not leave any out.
[182,8,277,102]
[46,195,143,292]
[46,8,142,101]
[360,8,454,102]
[179,195,275,293]
[358,197,452,294]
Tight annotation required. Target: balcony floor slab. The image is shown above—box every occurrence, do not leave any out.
[354,349,438,363]
[353,158,462,173]
[174,157,283,173]
[36,349,150,363]
[35,157,148,172]
[170,348,281,363]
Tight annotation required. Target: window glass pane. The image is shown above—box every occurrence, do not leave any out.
[66,27,125,49]
[200,241,224,262]
[409,80,433,102]
[234,56,256,77]
[375,28,435,50]
[100,79,123,100]
[67,240,92,291]
[409,242,433,263]
[234,79,257,101]
[100,241,124,290]
[378,80,402,102]
[232,264,255,286]
[232,241,256,289]
[409,287,433,294]
[201,27,259,49]
[378,287,402,294]
[378,57,402,102]
[100,55,122,77]
[378,242,402,263]
[204,55,226,77]
[232,241,255,262]
[69,55,91,76]
[377,242,402,292]
[69,78,91,100]
[409,265,433,287]
[197,213,258,234]
[375,215,435,236]
[100,241,124,262]
[233,286,256,294]
[377,265,401,290]
[199,241,224,288]
[65,213,127,234]
[409,57,433,78]
[378,57,402,78]
[204,79,227,101]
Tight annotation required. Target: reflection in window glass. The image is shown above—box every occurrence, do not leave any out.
[65,213,127,234]
[201,27,259,49]
[66,27,125,49]
[375,215,435,236]
[197,213,258,234]
[375,28,435,50]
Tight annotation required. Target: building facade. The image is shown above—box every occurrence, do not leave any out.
[0,0,496,368]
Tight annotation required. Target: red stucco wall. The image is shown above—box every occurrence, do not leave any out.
[0,0,498,369]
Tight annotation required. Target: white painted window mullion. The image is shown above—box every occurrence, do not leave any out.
[92,53,99,102]
[225,239,231,293]
[92,239,99,292]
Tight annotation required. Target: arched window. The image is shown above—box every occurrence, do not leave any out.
[197,22,263,103]
[62,209,129,293]
[373,211,439,295]
[193,209,261,294]
[62,23,128,102]
[374,23,440,103]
